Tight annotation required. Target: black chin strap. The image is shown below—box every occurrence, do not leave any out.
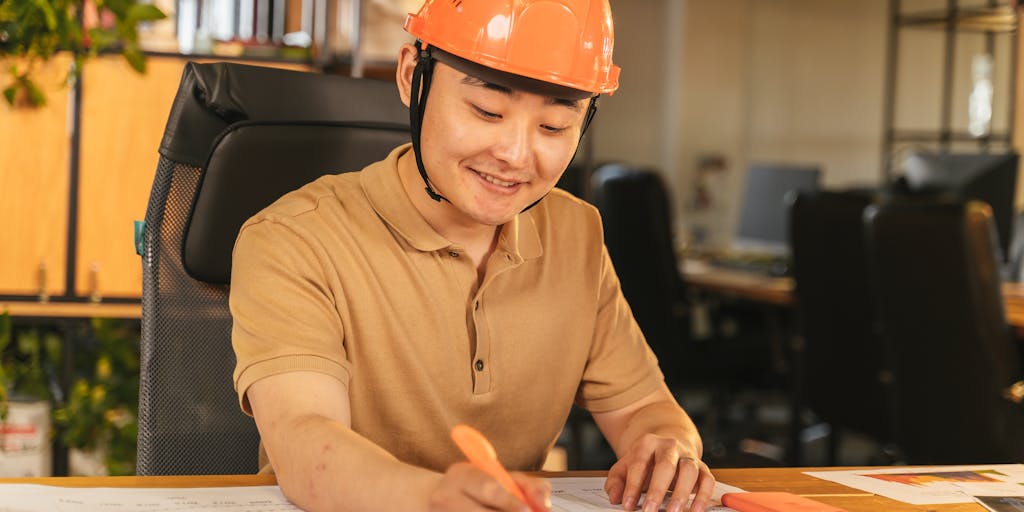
[409,43,601,210]
[410,44,447,202]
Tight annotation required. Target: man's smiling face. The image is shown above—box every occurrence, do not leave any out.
[412,60,589,227]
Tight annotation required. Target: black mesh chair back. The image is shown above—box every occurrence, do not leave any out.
[865,199,1024,463]
[590,164,687,385]
[789,190,892,461]
[138,62,409,475]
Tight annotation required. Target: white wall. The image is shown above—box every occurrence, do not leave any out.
[598,0,890,249]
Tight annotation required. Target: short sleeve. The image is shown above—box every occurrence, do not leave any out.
[230,218,351,415]
[575,244,665,413]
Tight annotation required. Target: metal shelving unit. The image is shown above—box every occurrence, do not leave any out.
[882,0,1019,179]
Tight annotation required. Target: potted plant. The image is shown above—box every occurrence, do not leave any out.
[0,0,166,107]
[53,317,140,476]
[1,313,140,476]
[0,311,63,477]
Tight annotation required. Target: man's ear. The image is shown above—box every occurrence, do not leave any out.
[395,43,419,108]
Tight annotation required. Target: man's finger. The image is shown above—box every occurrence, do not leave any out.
[640,449,680,512]
[458,468,531,512]
[511,472,551,511]
[621,456,653,511]
[605,460,628,504]
[687,464,716,512]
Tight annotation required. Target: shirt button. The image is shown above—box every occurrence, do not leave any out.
[475,360,484,371]
[474,300,480,310]
[505,253,513,262]
[448,251,459,258]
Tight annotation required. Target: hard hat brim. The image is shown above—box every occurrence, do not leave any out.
[431,48,596,102]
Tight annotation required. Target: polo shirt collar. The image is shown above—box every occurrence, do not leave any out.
[498,213,542,262]
[361,143,543,260]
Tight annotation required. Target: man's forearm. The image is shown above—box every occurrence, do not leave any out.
[265,414,440,512]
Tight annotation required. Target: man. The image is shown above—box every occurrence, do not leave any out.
[230,1,715,511]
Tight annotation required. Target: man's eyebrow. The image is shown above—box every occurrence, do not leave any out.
[461,75,512,95]
[460,75,583,112]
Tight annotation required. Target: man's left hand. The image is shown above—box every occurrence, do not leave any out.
[603,433,714,512]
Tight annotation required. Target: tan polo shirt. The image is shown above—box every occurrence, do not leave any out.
[231,143,665,471]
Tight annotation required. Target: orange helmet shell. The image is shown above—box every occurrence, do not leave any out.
[404,0,620,95]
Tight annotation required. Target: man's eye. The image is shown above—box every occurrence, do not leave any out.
[541,124,568,134]
[473,105,501,119]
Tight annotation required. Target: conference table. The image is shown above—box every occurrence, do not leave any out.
[0,468,993,511]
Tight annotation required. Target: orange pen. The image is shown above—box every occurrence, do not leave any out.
[450,424,541,512]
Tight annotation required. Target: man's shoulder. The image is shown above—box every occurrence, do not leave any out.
[525,187,605,254]
[533,187,600,225]
[542,187,596,212]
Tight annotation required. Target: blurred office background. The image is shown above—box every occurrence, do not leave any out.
[2,0,1023,476]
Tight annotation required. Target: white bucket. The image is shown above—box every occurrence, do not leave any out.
[0,400,52,477]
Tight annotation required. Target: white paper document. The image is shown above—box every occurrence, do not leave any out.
[804,464,1024,505]
[0,478,744,512]
[0,484,299,511]
[549,477,743,512]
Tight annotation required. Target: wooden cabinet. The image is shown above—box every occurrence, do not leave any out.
[76,56,187,298]
[0,55,73,297]
[1,54,311,300]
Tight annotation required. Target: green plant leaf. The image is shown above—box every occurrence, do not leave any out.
[1,84,14,106]
[0,312,10,352]
[122,44,144,73]
[43,332,61,364]
[28,0,58,30]
[23,76,45,107]
[126,3,166,23]
[87,28,119,51]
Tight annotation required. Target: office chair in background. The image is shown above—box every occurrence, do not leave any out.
[590,164,689,385]
[138,62,409,475]
[865,199,1024,463]
[589,164,782,467]
[788,190,893,465]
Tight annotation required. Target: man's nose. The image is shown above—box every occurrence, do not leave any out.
[492,120,531,169]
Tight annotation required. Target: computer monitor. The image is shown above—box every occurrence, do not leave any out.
[735,164,822,254]
[902,151,1019,262]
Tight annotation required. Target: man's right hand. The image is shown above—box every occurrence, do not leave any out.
[427,463,551,512]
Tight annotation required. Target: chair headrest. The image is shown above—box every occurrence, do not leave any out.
[182,121,410,284]
[159,62,408,167]
[160,62,411,284]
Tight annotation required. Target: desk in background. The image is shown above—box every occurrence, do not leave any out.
[0,468,990,511]
[683,260,1024,337]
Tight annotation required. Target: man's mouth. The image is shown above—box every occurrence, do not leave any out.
[475,170,520,188]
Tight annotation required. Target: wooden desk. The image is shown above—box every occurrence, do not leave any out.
[0,468,988,511]
[683,260,1024,337]
[682,261,795,307]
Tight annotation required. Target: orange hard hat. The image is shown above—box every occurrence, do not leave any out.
[404,0,620,96]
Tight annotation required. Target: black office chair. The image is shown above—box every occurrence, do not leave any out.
[788,190,893,464]
[137,62,409,475]
[589,164,688,386]
[865,199,1024,463]
[590,164,782,467]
